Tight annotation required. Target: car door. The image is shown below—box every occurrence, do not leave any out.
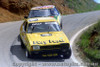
[21,21,28,46]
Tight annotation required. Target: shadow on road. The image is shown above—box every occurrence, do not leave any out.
[10,35,65,62]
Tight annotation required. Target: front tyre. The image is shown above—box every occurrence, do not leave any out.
[26,50,31,58]
[62,48,72,59]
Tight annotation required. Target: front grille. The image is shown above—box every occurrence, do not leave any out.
[40,43,69,50]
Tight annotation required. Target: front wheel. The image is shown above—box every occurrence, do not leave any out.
[26,50,31,58]
[62,49,72,59]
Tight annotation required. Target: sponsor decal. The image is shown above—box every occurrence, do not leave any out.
[41,34,52,36]
[28,19,38,22]
[32,5,54,10]
[33,39,64,44]
[49,39,64,43]
[54,16,58,20]
[32,23,42,25]
[45,22,57,24]
[33,41,46,44]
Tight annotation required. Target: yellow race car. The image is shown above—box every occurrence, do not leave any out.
[24,5,62,28]
[20,17,71,59]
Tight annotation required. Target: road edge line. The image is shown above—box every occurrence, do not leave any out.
[70,23,96,67]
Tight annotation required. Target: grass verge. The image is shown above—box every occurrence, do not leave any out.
[77,21,100,67]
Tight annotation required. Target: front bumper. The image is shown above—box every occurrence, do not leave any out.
[29,47,71,57]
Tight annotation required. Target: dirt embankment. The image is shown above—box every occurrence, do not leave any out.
[0,0,75,22]
[0,0,98,22]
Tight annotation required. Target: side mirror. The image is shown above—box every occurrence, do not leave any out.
[24,16,28,19]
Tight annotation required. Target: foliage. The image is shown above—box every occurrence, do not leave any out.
[77,21,100,66]
[65,0,100,13]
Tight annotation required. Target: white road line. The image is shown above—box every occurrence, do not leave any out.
[70,23,96,67]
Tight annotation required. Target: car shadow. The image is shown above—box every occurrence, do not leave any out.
[10,35,65,62]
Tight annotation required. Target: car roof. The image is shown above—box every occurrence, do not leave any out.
[31,5,55,10]
[27,17,57,23]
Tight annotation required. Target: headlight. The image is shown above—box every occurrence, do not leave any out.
[33,45,40,50]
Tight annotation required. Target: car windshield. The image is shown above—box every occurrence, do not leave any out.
[28,8,59,18]
[27,22,61,33]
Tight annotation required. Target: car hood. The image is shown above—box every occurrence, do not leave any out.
[27,31,69,46]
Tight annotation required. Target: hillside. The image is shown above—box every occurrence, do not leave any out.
[65,0,99,13]
[0,0,99,22]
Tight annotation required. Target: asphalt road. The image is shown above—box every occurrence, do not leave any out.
[0,10,100,67]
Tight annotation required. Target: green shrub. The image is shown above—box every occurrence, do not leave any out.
[65,0,100,13]
[77,20,100,65]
